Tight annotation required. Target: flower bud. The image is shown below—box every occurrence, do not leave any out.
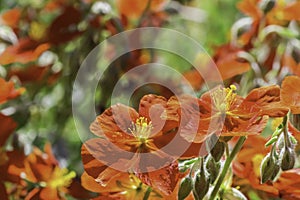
[260,153,277,183]
[270,160,280,181]
[280,147,296,171]
[205,156,220,184]
[210,140,225,162]
[259,0,275,14]
[193,171,209,200]
[178,177,192,200]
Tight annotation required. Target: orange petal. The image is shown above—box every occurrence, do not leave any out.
[136,161,179,195]
[1,8,21,28]
[281,76,300,114]
[237,0,261,19]
[116,0,167,19]
[96,104,138,147]
[0,114,16,146]
[0,38,50,65]
[0,78,24,104]
[139,94,168,134]
[82,138,135,181]
[246,85,289,117]
[39,187,59,200]
[283,2,300,21]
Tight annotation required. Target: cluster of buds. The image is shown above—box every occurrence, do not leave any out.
[178,138,224,200]
[260,116,297,183]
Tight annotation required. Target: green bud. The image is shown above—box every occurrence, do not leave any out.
[178,177,193,200]
[265,136,278,147]
[260,153,277,183]
[210,140,225,162]
[260,0,276,14]
[270,160,280,181]
[280,147,296,171]
[193,171,209,200]
[205,156,220,184]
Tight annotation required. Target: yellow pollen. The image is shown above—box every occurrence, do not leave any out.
[212,85,237,114]
[129,117,153,141]
[47,167,76,189]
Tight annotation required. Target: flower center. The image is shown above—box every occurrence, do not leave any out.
[129,117,153,142]
[212,85,237,114]
[47,167,76,189]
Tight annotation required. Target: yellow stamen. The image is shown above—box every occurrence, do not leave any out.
[47,167,76,189]
[129,117,153,140]
[212,85,237,114]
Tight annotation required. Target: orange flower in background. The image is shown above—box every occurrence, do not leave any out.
[233,134,300,199]
[5,143,89,200]
[213,44,251,80]
[0,38,50,65]
[0,78,25,104]
[281,75,300,114]
[0,8,21,29]
[0,78,24,147]
[237,0,300,46]
[116,0,169,19]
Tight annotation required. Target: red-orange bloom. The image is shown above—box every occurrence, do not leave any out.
[0,78,25,104]
[0,38,50,65]
[193,85,287,139]
[82,94,190,195]
[6,143,88,200]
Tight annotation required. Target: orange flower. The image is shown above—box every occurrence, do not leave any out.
[4,143,89,200]
[0,78,24,147]
[213,44,251,80]
[1,8,21,29]
[116,0,168,19]
[0,78,25,104]
[194,85,286,138]
[82,94,202,195]
[237,0,300,46]
[0,38,50,65]
[281,76,300,114]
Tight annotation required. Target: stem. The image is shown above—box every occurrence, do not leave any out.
[209,136,247,200]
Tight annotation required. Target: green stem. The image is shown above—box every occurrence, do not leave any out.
[209,136,247,200]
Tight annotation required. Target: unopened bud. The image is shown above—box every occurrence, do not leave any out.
[270,160,280,181]
[193,171,209,200]
[210,140,225,162]
[260,0,276,14]
[260,153,277,183]
[205,156,220,184]
[178,177,192,200]
[280,147,296,171]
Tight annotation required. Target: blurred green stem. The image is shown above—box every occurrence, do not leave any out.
[209,136,246,200]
